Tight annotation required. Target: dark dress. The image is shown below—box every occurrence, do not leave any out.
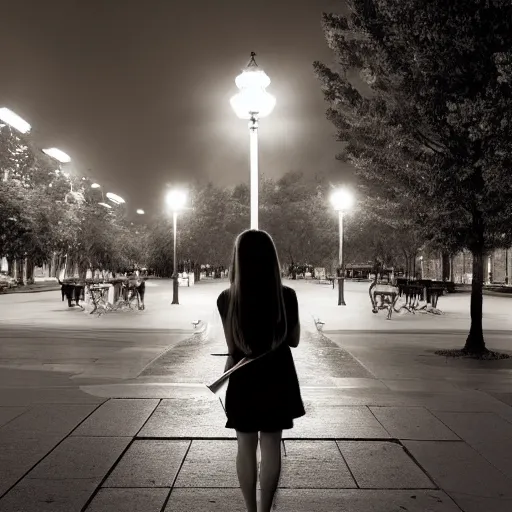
[217,285,305,432]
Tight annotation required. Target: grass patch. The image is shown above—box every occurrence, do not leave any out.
[435,349,510,360]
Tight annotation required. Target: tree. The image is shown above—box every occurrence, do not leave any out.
[315,0,512,353]
[261,171,338,271]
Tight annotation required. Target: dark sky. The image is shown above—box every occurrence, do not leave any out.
[0,0,350,215]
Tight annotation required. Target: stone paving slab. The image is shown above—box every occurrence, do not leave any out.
[0,406,27,427]
[87,488,169,512]
[337,441,435,489]
[72,399,159,437]
[382,379,460,392]
[432,411,512,477]
[331,378,388,389]
[105,440,190,487]
[138,399,233,438]
[369,406,460,440]
[0,477,97,512]
[27,436,130,480]
[291,405,391,439]
[164,488,245,511]
[0,433,63,496]
[490,392,512,407]
[446,492,512,512]
[403,440,512,510]
[280,441,356,488]
[80,382,216,399]
[164,488,460,511]
[0,404,98,437]
[0,387,107,406]
[414,389,512,413]
[174,440,240,488]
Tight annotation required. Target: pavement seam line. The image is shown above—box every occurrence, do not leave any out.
[319,329,378,380]
[334,439,360,489]
[366,405,395,441]
[136,333,202,378]
[423,407,463,441]
[131,398,163,439]
[159,439,193,512]
[0,406,29,429]
[398,441,442,491]
[133,436,405,442]
[79,434,137,512]
[0,399,107,501]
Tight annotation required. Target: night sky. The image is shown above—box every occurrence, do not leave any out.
[0,0,350,214]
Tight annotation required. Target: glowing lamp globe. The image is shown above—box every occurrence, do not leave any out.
[230,55,276,119]
[106,192,125,205]
[0,107,31,134]
[42,148,71,163]
[330,189,354,212]
[166,190,187,211]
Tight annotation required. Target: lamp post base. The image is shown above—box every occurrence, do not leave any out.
[338,277,346,306]
[172,275,179,305]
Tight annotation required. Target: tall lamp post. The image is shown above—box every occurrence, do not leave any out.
[230,52,276,230]
[330,188,354,306]
[166,189,187,305]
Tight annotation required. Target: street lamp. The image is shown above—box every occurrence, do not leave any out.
[136,209,145,215]
[42,148,71,163]
[330,188,354,306]
[106,192,125,205]
[166,189,187,305]
[0,108,31,133]
[230,52,276,230]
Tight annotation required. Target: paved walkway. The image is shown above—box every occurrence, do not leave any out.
[0,280,511,511]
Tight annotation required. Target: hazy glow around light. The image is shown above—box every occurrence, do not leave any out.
[98,202,112,209]
[136,209,145,214]
[166,190,187,211]
[106,192,125,204]
[42,148,71,163]
[235,69,271,89]
[231,64,276,119]
[0,108,31,133]
[330,188,354,212]
[91,183,101,189]
[231,89,276,119]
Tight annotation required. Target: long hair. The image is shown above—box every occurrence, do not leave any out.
[226,230,287,356]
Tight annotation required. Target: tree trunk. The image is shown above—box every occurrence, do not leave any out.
[442,252,450,281]
[464,246,487,353]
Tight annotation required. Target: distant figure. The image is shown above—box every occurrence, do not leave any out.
[216,230,305,512]
[58,278,84,308]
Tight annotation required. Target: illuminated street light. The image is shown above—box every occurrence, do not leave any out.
[166,189,188,305]
[98,202,112,209]
[42,148,71,163]
[106,192,125,205]
[330,188,354,306]
[230,52,275,230]
[91,183,101,189]
[136,209,145,215]
[0,107,31,133]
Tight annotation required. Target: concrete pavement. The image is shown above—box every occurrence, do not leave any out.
[0,279,511,511]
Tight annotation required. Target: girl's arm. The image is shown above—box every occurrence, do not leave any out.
[286,288,300,348]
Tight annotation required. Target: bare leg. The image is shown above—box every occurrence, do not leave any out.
[236,431,258,512]
[259,430,282,512]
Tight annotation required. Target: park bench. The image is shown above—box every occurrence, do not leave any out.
[86,277,146,316]
[395,279,444,315]
[58,278,85,308]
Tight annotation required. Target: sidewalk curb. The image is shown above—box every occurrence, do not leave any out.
[0,286,60,294]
